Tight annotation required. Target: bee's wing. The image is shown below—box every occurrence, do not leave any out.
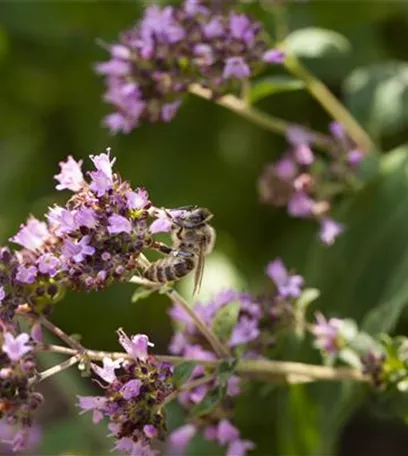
[193,240,206,298]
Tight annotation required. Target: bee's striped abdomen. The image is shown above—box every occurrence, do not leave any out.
[143,256,195,284]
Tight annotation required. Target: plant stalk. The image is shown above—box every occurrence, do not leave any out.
[38,344,368,384]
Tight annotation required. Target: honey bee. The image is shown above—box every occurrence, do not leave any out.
[143,206,216,296]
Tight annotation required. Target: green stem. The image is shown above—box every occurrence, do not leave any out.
[283,55,376,153]
[189,84,333,151]
[38,344,368,384]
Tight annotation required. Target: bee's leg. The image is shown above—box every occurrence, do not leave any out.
[171,249,195,258]
[151,241,173,255]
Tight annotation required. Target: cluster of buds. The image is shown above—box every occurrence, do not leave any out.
[167,258,305,455]
[95,0,283,133]
[258,122,366,245]
[77,329,174,455]
[0,323,42,452]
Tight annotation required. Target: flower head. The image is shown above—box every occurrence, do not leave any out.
[96,2,273,133]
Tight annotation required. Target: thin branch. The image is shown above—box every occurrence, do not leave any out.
[37,344,368,384]
[283,55,376,153]
[188,84,333,151]
[29,354,81,386]
[41,317,84,352]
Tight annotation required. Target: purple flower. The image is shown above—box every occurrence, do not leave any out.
[89,170,113,197]
[229,316,260,347]
[274,155,298,180]
[95,59,131,76]
[55,208,78,235]
[37,253,61,277]
[223,57,251,79]
[54,156,85,192]
[169,424,197,451]
[150,213,173,233]
[162,100,182,122]
[75,207,98,229]
[227,375,241,396]
[347,148,364,167]
[110,44,131,60]
[16,264,38,284]
[108,214,132,235]
[217,419,240,446]
[230,13,250,40]
[117,329,153,362]
[90,149,116,180]
[62,235,95,263]
[104,112,134,135]
[169,332,188,354]
[91,357,123,384]
[288,192,314,218]
[293,144,314,165]
[319,218,344,245]
[286,126,312,146]
[184,0,209,16]
[312,313,343,355]
[329,121,346,139]
[263,49,285,64]
[126,188,150,210]
[227,439,255,456]
[10,217,49,251]
[114,439,155,456]
[0,286,4,303]
[143,425,157,439]
[194,44,214,66]
[46,205,64,230]
[202,17,224,38]
[267,258,304,298]
[2,332,32,361]
[120,379,142,400]
[77,396,107,424]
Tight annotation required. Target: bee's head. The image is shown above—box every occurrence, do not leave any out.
[170,206,213,228]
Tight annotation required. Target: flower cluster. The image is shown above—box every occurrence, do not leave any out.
[0,323,42,452]
[77,329,174,455]
[258,122,366,245]
[167,258,305,455]
[6,150,157,309]
[95,0,283,133]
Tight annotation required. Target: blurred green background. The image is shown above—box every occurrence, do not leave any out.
[3,0,408,454]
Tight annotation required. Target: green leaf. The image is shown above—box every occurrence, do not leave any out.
[296,288,320,311]
[173,361,197,388]
[250,76,305,103]
[131,287,156,303]
[344,61,408,136]
[212,300,241,342]
[190,385,226,418]
[339,347,362,369]
[286,28,351,59]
